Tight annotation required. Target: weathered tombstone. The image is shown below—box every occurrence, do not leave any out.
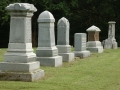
[36,10,62,67]
[103,21,117,49]
[0,3,44,81]
[86,25,103,53]
[56,17,74,62]
[74,33,90,58]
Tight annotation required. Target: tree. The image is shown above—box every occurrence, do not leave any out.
[1,0,120,47]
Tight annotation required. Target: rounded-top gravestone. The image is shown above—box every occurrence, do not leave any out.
[36,10,62,67]
[38,10,55,22]
[57,17,69,45]
[56,17,74,62]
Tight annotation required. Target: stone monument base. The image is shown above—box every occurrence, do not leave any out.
[87,41,103,53]
[74,50,90,58]
[37,56,62,67]
[87,47,103,53]
[0,69,44,82]
[0,61,44,82]
[113,42,118,49]
[58,53,74,62]
[103,39,118,49]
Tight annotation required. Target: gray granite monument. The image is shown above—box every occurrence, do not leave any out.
[74,33,90,58]
[56,17,74,62]
[103,21,117,49]
[86,25,103,53]
[36,10,62,67]
[0,3,44,81]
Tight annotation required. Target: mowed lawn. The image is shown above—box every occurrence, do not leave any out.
[0,48,120,90]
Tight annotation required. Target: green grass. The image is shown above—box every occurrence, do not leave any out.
[0,48,120,90]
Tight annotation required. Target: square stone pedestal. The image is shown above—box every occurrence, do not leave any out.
[113,42,118,49]
[0,61,44,81]
[56,45,75,62]
[37,56,62,67]
[87,41,103,53]
[59,53,74,62]
[74,50,90,58]
[87,47,103,53]
[103,38,118,49]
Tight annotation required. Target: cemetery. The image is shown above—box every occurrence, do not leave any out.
[0,1,120,90]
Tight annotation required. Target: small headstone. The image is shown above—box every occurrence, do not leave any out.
[103,21,117,49]
[36,10,62,67]
[86,25,103,53]
[56,17,74,62]
[0,3,44,81]
[74,33,90,58]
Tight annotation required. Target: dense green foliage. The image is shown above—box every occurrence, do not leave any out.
[0,48,120,90]
[0,0,120,47]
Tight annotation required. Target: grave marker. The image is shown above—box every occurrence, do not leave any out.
[74,33,90,58]
[0,3,44,81]
[56,17,74,62]
[103,21,117,49]
[36,10,62,67]
[86,25,103,53]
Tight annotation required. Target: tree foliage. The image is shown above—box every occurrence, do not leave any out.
[0,0,120,47]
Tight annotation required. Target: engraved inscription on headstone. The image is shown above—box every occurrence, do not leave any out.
[88,32,99,41]
[38,27,50,47]
[57,17,69,45]
[74,33,86,51]
[94,32,99,41]
[25,18,31,43]
[10,17,24,43]
[88,32,94,41]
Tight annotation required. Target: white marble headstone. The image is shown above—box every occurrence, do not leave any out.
[36,10,62,66]
[74,33,86,51]
[57,17,69,45]
[74,33,90,58]
[0,3,44,82]
[56,17,74,62]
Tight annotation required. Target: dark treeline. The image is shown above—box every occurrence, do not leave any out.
[0,0,120,47]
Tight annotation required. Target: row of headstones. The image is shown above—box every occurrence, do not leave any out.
[0,3,117,82]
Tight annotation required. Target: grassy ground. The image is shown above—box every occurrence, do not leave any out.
[0,48,120,90]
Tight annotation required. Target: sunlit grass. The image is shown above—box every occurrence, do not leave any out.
[0,48,120,90]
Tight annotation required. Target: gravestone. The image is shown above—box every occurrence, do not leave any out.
[74,33,90,58]
[56,17,74,62]
[86,25,103,53]
[103,21,117,49]
[36,10,62,67]
[0,3,44,81]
